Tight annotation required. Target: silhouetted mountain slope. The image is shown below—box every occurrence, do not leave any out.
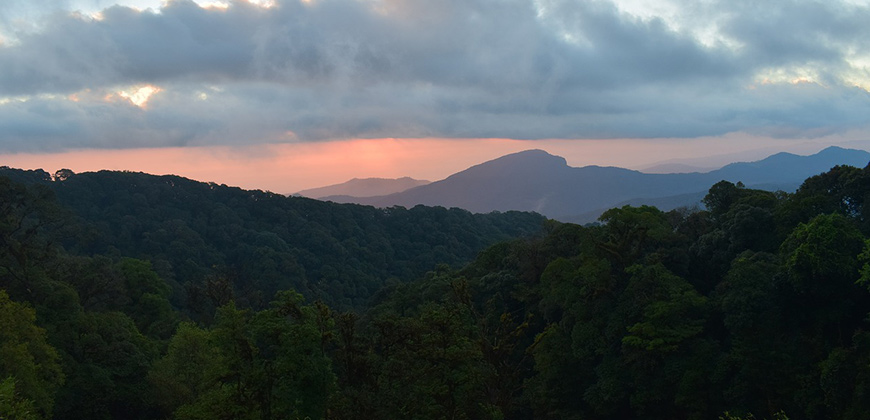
[295,177,430,199]
[640,163,716,173]
[367,150,577,213]
[713,146,870,184]
[345,147,870,222]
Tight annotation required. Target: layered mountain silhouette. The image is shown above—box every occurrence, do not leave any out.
[640,162,717,174]
[295,176,430,198]
[320,146,870,223]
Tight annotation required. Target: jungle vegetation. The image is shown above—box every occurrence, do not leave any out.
[3,163,870,419]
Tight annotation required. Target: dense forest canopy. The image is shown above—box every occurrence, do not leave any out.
[3,162,870,419]
[0,167,545,310]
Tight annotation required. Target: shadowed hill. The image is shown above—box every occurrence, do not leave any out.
[0,167,546,309]
[341,147,870,222]
[296,176,430,199]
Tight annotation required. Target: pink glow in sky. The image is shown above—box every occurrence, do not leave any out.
[2,135,868,194]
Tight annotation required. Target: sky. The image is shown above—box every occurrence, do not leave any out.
[1,0,869,193]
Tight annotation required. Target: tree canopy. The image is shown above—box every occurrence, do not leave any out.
[5,162,870,419]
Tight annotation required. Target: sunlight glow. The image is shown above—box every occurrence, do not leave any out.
[0,97,25,106]
[1,135,867,195]
[754,67,823,87]
[124,1,163,13]
[197,1,230,10]
[220,0,278,8]
[612,0,682,27]
[844,54,870,92]
[0,93,65,106]
[117,85,162,108]
[249,0,278,7]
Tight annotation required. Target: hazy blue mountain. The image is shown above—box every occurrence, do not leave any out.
[640,163,717,174]
[295,176,430,199]
[713,146,870,184]
[341,146,870,222]
[568,191,711,224]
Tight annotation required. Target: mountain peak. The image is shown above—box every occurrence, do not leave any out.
[821,145,847,152]
[457,149,569,174]
[817,145,862,157]
[438,150,571,184]
[495,149,568,165]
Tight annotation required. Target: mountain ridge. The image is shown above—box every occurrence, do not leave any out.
[328,146,870,223]
[295,176,431,198]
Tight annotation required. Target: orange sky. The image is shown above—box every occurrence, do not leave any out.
[1,135,868,194]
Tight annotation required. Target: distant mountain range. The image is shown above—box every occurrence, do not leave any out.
[316,146,870,223]
[640,162,717,174]
[295,177,431,199]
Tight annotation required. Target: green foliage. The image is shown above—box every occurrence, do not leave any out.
[778,214,867,358]
[818,332,870,420]
[6,161,870,420]
[597,205,675,265]
[779,165,870,230]
[149,294,335,420]
[116,258,178,339]
[622,265,707,353]
[15,170,546,310]
[0,377,41,420]
[52,310,157,419]
[0,176,65,300]
[148,322,219,415]
[782,213,864,291]
[704,180,745,217]
[0,290,63,417]
[720,411,790,420]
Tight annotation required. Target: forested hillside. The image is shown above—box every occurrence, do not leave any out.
[0,167,544,310]
[4,163,870,419]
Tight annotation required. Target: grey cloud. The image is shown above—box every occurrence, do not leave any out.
[719,0,870,72]
[0,0,869,152]
[2,0,740,93]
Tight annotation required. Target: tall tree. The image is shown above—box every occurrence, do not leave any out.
[0,290,64,417]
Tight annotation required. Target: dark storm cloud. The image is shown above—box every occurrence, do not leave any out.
[0,0,868,151]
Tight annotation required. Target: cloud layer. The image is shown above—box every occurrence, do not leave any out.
[1,0,869,151]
